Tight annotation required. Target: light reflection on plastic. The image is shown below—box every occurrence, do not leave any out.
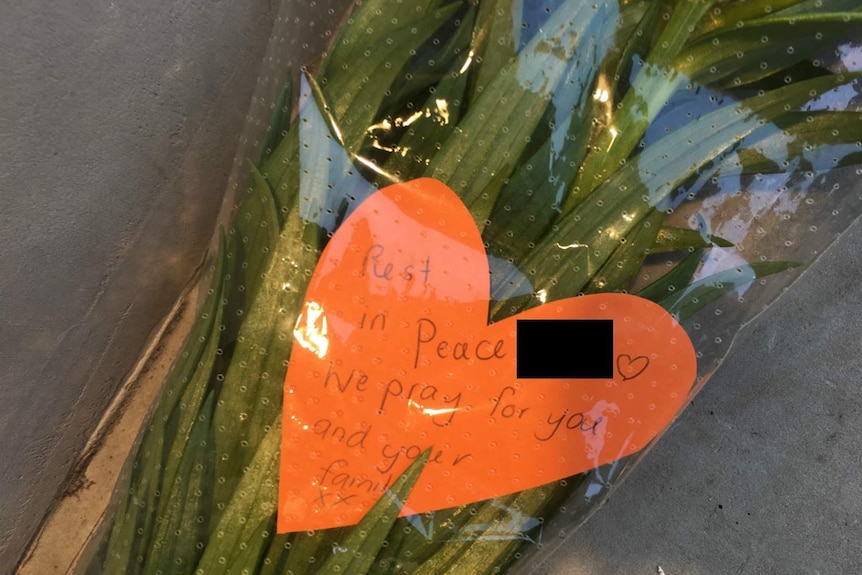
[293,301,330,359]
[367,118,393,132]
[408,398,461,418]
[536,288,548,304]
[458,49,475,75]
[330,120,344,145]
[423,407,458,417]
[354,154,393,179]
[288,412,309,438]
[592,87,610,103]
[365,90,455,170]
[555,241,587,250]
[401,110,423,127]
[608,127,619,149]
[435,99,450,125]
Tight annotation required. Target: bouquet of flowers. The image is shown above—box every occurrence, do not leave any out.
[84,1,862,573]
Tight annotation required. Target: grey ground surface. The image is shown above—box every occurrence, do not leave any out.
[539,216,862,574]
[0,0,278,571]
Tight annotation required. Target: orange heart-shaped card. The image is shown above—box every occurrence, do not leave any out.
[278,178,696,532]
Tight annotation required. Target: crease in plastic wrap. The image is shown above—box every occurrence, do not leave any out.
[81,1,862,574]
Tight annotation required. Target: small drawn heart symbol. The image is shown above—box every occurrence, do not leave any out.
[617,354,650,381]
[278,178,697,532]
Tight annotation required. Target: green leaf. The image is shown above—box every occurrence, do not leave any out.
[217,164,280,386]
[156,274,224,521]
[409,476,577,575]
[296,72,376,241]
[379,6,477,181]
[369,503,479,574]
[716,111,862,176]
[496,72,861,308]
[146,393,216,575]
[260,121,300,214]
[482,3,619,261]
[777,0,862,16]
[318,1,463,154]
[637,248,704,302]
[281,529,346,575]
[396,494,516,575]
[427,0,620,230]
[380,3,475,119]
[679,13,862,87]
[260,72,293,163]
[257,532,292,575]
[194,418,280,575]
[693,0,804,35]
[467,0,521,103]
[160,230,229,428]
[222,516,278,575]
[651,226,733,254]
[318,449,431,575]
[609,0,664,95]
[657,260,801,320]
[568,0,715,203]
[211,210,320,521]
[584,208,665,293]
[263,1,461,197]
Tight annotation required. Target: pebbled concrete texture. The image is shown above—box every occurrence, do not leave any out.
[0,0,279,571]
[540,214,862,574]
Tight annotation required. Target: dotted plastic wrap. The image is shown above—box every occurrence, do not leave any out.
[81,2,862,574]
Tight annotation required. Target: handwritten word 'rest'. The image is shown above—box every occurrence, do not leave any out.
[414,318,506,369]
[361,244,431,284]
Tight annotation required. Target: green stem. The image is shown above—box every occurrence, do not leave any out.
[567,0,715,208]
